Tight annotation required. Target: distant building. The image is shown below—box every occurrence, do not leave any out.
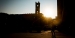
[22,1,43,20]
[0,1,43,21]
[35,1,40,14]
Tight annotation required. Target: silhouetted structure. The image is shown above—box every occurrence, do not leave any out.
[35,1,40,14]
[0,1,45,33]
[57,0,75,37]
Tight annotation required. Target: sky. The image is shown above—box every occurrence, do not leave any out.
[0,0,57,15]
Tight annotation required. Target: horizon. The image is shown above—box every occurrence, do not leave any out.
[0,0,57,19]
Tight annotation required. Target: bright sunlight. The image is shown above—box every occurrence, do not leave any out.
[42,8,57,19]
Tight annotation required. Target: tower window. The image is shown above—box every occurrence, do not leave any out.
[37,11,38,13]
[37,11,38,14]
[37,5,39,7]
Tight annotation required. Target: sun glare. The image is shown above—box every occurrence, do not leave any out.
[42,8,57,19]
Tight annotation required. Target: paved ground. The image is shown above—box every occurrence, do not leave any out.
[54,30,74,38]
[5,30,52,38]
[3,30,74,38]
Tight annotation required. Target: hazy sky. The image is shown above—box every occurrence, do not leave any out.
[0,0,57,14]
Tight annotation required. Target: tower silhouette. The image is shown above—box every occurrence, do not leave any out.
[35,1,40,14]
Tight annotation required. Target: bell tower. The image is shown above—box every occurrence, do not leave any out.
[35,1,40,14]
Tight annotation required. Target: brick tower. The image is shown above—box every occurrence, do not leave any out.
[35,1,40,14]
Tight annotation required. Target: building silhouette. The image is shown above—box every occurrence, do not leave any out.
[0,1,44,33]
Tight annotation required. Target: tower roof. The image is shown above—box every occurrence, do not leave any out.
[35,1,40,3]
[38,1,40,3]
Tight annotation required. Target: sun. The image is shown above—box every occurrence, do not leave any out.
[42,8,57,19]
